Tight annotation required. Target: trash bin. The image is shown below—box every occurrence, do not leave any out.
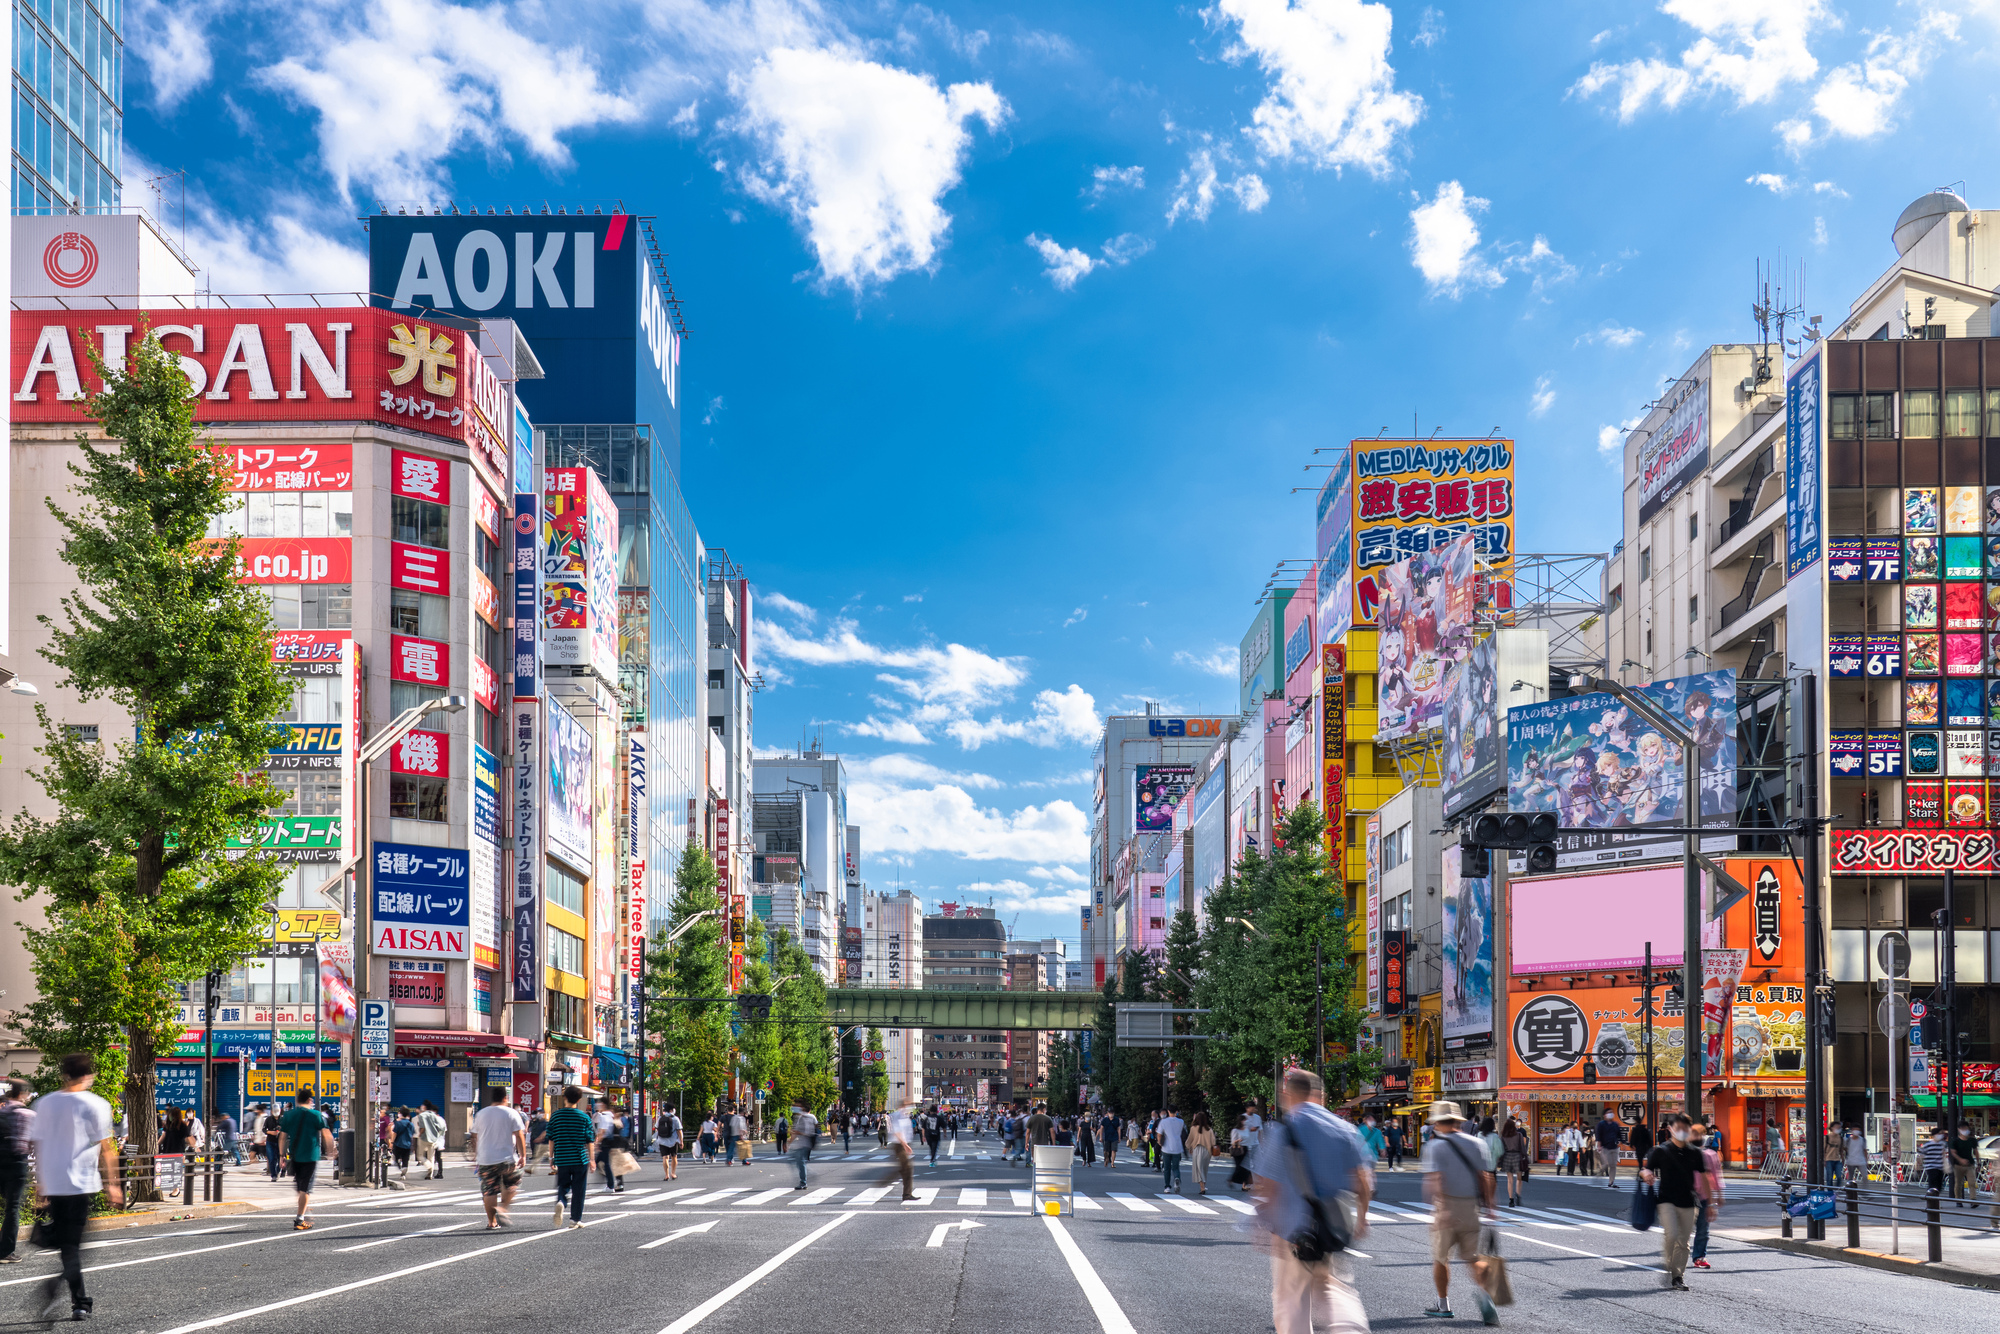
[1032,1144,1073,1217]
[337,1128,356,1178]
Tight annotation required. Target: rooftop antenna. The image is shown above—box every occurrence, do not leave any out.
[1752,256,1806,383]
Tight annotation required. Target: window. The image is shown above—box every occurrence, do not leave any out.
[209,491,353,540]
[390,774,446,822]
[1645,630,1654,655]
[1689,595,1699,624]
[1608,584,1623,611]
[547,990,589,1038]
[475,703,499,756]
[545,926,585,975]
[282,675,344,723]
[389,682,444,716]
[1904,389,1940,438]
[392,495,449,549]
[389,587,450,640]
[1381,824,1411,873]
[475,526,506,590]
[1688,511,1699,543]
[1866,393,1895,439]
[63,724,97,745]
[269,584,351,630]
[1639,547,1652,581]
[708,669,725,689]
[1830,394,1858,441]
[270,769,342,818]
[1945,389,1981,437]
[548,860,585,914]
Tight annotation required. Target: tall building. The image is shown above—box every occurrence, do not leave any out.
[751,750,852,979]
[13,0,121,214]
[859,888,923,1105]
[922,910,1008,1105]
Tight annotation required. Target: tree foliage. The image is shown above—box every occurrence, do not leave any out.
[642,842,732,1116]
[0,332,291,1157]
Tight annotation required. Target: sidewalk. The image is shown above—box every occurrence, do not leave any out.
[93,1159,416,1231]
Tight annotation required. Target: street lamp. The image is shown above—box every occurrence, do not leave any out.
[1222,916,1263,935]
[347,693,467,1186]
[1567,671,1703,1121]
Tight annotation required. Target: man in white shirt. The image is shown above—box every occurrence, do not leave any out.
[469,1086,527,1229]
[880,1103,916,1201]
[30,1053,120,1322]
[1158,1109,1189,1194]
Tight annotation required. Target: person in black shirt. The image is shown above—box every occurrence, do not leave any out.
[1641,1113,1705,1289]
[1628,1118,1654,1160]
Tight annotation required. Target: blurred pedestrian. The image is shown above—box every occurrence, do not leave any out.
[1187,1111,1216,1195]
[788,1102,819,1190]
[0,1080,34,1265]
[1422,1101,1498,1325]
[1252,1069,1372,1334]
[29,1054,120,1322]
[1640,1113,1703,1290]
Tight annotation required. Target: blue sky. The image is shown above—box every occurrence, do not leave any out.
[130,0,2000,949]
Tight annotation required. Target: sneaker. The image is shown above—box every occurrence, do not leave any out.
[1692,1259,1711,1269]
[553,1201,564,1225]
[69,1308,91,1321]
[1477,1293,1498,1326]
[0,1255,22,1264]
[1422,1305,1454,1319]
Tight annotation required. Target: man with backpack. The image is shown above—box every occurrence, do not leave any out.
[1252,1069,1373,1334]
[923,1105,943,1166]
[1422,1101,1499,1325]
[788,1102,819,1190]
[0,1080,33,1264]
[415,1101,448,1178]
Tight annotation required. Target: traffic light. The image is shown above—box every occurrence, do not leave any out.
[736,993,772,1022]
[1460,811,1559,876]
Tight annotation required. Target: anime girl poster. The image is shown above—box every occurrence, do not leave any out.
[1907,488,1941,534]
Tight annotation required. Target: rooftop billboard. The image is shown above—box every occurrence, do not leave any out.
[1637,377,1707,525]
[1375,533,1479,741]
[1350,438,1513,628]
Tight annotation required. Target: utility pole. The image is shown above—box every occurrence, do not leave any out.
[1315,938,1325,1087]
[1939,870,1960,1145]
[1640,944,1658,1136]
[1798,672,1829,1240]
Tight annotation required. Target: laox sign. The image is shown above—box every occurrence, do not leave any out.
[1147,718,1226,738]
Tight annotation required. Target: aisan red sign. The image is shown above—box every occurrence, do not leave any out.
[12,309,475,448]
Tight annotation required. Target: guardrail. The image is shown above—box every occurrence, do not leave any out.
[1775,1174,1998,1263]
[116,1150,230,1206]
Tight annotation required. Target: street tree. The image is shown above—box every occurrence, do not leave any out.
[643,842,732,1116]
[0,332,292,1159]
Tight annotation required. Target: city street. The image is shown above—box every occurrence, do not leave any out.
[9,1143,1990,1332]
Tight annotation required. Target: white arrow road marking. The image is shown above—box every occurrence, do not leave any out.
[925,1219,983,1248]
[640,1220,721,1250]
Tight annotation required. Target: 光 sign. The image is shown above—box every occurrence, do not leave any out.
[368,214,679,434]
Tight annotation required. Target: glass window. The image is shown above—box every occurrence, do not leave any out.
[1957,931,1988,985]
[280,674,343,723]
[545,925,585,975]
[389,587,449,640]
[392,495,448,549]
[1904,390,1940,438]
[619,507,651,584]
[1945,389,1981,437]
[1866,392,1895,439]
[390,774,446,822]
[268,768,341,818]
[547,860,585,914]
[1830,929,1868,982]
[475,526,505,589]
[1986,389,2000,438]
[389,681,444,715]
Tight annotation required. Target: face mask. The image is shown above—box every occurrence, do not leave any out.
[1690,1135,1705,1146]
[1672,1129,1689,1143]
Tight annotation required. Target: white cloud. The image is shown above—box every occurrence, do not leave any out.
[757,590,818,623]
[1173,646,1240,677]
[844,753,1005,791]
[128,0,221,109]
[1063,607,1088,627]
[1812,181,1847,198]
[847,716,932,745]
[1598,415,1644,458]
[1572,2,1828,121]
[1207,0,1423,176]
[1811,14,1957,141]
[730,46,1006,291]
[955,878,1089,913]
[702,396,725,426]
[1085,165,1145,202]
[757,616,1028,714]
[1529,376,1555,417]
[1167,148,1269,225]
[1413,6,1444,48]
[1577,323,1645,349]
[1028,864,1088,884]
[1027,234,1097,291]
[904,592,925,602]
[261,0,638,202]
[1101,233,1154,264]
[1777,118,1814,152]
[1500,235,1576,295]
[947,685,1102,751]
[1746,172,1791,193]
[1813,216,1829,248]
[125,150,366,295]
[1408,181,1502,298]
[848,782,1089,864]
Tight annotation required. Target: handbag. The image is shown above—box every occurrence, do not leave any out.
[1479,1227,1514,1306]
[1279,1119,1350,1263]
[609,1148,640,1177]
[1629,1181,1659,1232]
[1806,1186,1836,1221]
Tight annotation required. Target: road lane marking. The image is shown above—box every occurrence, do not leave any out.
[1212,1198,1254,1215]
[81,1227,240,1250]
[792,1188,842,1206]
[1010,1190,1033,1208]
[905,1187,938,1206]
[849,1187,892,1205]
[334,1221,477,1252]
[735,1189,791,1206]
[639,1220,719,1250]
[1072,1193,1101,1210]
[655,1213,856,1334]
[1105,1193,1159,1213]
[0,1216,384,1288]
[655,1188,703,1201]
[1043,1215,1136,1334]
[958,1188,987,1207]
[926,1219,982,1248]
[1507,1230,1665,1273]
[1155,1194,1214,1214]
[679,1188,747,1205]
[156,1215,620,1333]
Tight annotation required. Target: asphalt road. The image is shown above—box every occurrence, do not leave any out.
[3,1135,1989,1332]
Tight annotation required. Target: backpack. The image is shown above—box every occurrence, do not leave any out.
[0,1105,28,1164]
[1277,1117,1351,1262]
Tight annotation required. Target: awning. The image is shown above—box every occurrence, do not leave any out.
[393,1030,537,1060]
[1910,1094,2000,1108]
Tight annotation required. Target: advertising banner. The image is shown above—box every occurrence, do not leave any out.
[1316,459,1353,645]
[1700,949,1750,1078]
[390,634,450,688]
[1441,633,1500,818]
[1508,983,1686,1086]
[511,701,541,1002]
[1374,533,1480,740]
[513,494,540,700]
[257,908,344,944]
[221,443,353,491]
[1134,764,1197,833]
[226,816,342,862]
[542,467,620,679]
[391,542,447,595]
[1351,438,1513,627]
[388,728,448,778]
[595,705,618,1006]
[628,731,648,979]
[1441,852,1494,1050]
[370,842,472,960]
[1366,813,1382,1010]
[317,942,356,1041]
[1638,378,1707,525]
[1380,929,1409,1016]
[231,538,349,584]
[546,696,593,870]
[471,743,502,969]
[1830,827,2000,872]
[1505,669,1738,869]
[13,310,478,446]
[1322,643,1346,853]
[1509,863,1686,972]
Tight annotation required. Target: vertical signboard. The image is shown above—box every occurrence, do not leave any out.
[542,467,621,681]
[1316,459,1353,646]
[1322,644,1346,860]
[511,484,541,1003]
[1365,812,1383,1010]
[1381,929,1409,1016]
[628,732,648,983]
[1786,348,1823,579]
[1351,438,1514,627]
[1440,851,1494,1050]
[546,697,594,870]
[593,704,618,1006]
[471,743,502,970]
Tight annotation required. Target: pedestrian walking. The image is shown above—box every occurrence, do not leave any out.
[0,1080,34,1265]
[1027,1103,1053,1166]
[1188,1111,1216,1194]
[278,1087,334,1232]
[216,1110,242,1167]
[1384,1119,1405,1170]
[699,1115,717,1164]
[28,1054,120,1322]
[415,1101,448,1179]
[788,1103,819,1190]
[547,1086,595,1228]
[1593,1111,1624,1188]
[524,1107,548,1175]
[1421,1101,1499,1325]
[1842,1123,1868,1186]
[1498,1118,1528,1207]
[876,1114,888,1149]
[839,1111,852,1155]
[1230,1113,1256,1189]
[1100,1112,1119,1167]
[657,1108,682,1180]
[924,1106,945,1165]
[1558,1123,1583,1175]
[1921,1126,1949,1198]
[720,1105,741,1167]
[1949,1123,1979,1207]
[1076,1112,1097,1165]
[1359,1114,1385,1167]
[731,1107,751,1165]
[1640,1113,1704,1290]
[774,1111,790,1159]
[391,1108,416,1176]
[1629,1117,1655,1165]
[261,1104,283,1180]
[470,1087,527,1229]
[594,1099,628,1192]
[881,1103,917,1201]
[1689,1120,1723,1271]
[1250,1069,1372,1334]
[1157,1107,1187,1193]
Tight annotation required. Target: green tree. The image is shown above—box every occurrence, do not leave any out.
[0,332,291,1159]
[758,927,835,1117]
[642,842,732,1117]
[1162,907,1207,1117]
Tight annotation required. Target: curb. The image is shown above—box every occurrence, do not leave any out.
[92,1200,268,1231]
[1748,1236,2000,1289]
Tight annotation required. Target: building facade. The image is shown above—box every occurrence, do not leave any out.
[922,911,1008,1106]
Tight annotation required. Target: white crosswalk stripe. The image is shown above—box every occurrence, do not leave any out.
[1542,1207,1631,1232]
[678,1188,747,1205]
[849,1187,893,1206]
[792,1188,843,1206]
[1106,1193,1160,1213]
[1212,1198,1254,1215]
[905,1187,938,1206]
[1501,1207,1581,1229]
[1072,1193,1102,1210]
[1155,1194,1214,1214]
[1010,1190,1033,1208]
[958,1188,988,1207]
[735,1188,792,1206]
